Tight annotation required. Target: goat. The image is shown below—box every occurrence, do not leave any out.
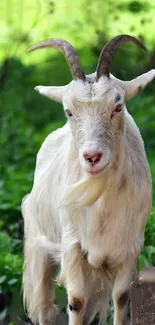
[22,35,154,325]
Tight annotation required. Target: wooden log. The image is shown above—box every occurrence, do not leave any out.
[130,267,155,325]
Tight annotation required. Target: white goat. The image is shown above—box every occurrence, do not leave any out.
[22,35,154,325]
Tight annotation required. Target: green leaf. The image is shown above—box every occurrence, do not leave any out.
[8,278,18,285]
[0,275,7,284]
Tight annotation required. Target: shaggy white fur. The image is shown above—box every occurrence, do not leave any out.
[59,175,104,207]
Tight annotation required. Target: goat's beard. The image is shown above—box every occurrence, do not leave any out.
[60,175,104,208]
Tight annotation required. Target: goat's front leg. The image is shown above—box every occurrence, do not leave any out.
[60,244,90,325]
[112,260,136,325]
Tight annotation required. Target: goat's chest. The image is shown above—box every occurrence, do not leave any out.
[73,201,142,269]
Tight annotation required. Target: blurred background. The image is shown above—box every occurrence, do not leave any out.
[0,0,155,324]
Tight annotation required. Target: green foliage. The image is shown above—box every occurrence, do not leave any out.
[0,231,22,291]
[0,0,155,323]
[138,207,155,269]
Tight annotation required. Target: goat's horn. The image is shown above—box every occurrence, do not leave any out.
[27,38,86,81]
[96,34,146,80]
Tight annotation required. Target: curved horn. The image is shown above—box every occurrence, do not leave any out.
[96,34,146,80]
[27,38,86,81]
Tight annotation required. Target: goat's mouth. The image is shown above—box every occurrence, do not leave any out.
[88,168,104,175]
[87,163,109,176]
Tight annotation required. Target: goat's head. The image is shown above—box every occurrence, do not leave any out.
[28,35,155,177]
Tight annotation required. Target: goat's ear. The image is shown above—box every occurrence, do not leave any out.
[34,85,68,103]
[120,69,155,100]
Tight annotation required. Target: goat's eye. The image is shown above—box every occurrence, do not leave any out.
[65,109,73,117]
[115,104,122,112]
[111,104,123,118]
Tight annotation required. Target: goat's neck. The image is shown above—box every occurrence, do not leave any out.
[108,137,128,190]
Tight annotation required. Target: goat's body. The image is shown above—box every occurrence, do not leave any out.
[23,34,154,325]
[23,109,151,325]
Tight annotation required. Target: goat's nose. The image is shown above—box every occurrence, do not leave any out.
[84,152,102,166]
